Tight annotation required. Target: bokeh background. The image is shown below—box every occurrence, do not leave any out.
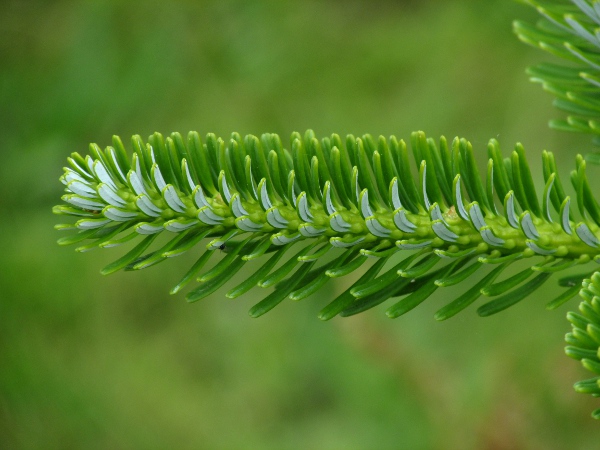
[2,0,599,449]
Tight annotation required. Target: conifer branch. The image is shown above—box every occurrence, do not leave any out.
[54,131,600,320]
[515,0,600,143]
[53,0,600,419]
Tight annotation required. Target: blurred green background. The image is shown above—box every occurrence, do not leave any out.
[2,0,599,449]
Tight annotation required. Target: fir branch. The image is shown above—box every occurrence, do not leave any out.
[54,130,600,320]
[52,0,600,420]
[566,271,600,418]
[515,0,600,142]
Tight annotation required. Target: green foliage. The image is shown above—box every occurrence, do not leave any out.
[566,271,600,419]
[54,130,600,321]
[514,0,600,416]
[515,0,600,144]
[51,0,600,421]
